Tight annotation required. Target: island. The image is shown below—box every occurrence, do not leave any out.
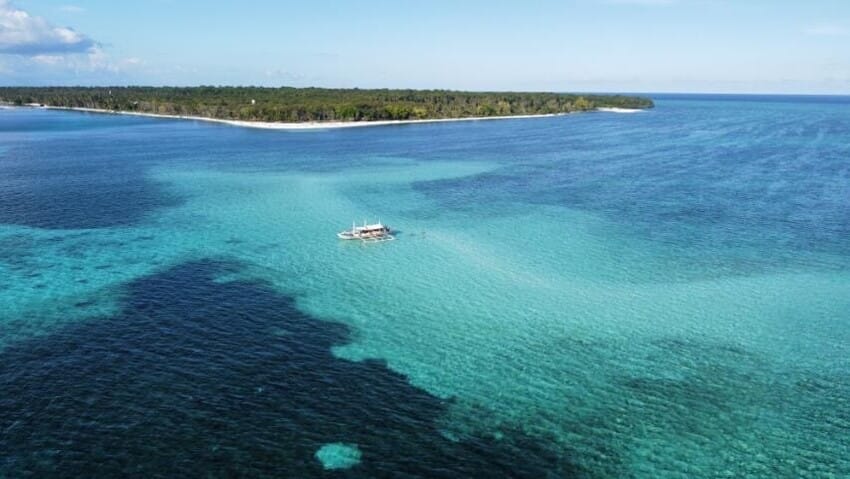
[0,87,653,126]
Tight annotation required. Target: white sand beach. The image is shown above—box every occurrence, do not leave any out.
[596,107,644,114]
[42,106,575,130]
[24,104,646,129]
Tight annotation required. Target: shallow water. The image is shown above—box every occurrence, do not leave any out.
[1,97,849,477]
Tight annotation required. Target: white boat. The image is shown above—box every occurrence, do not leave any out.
[338,220,394,242]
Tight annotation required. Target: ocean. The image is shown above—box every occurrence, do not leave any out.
[1,95,848,478]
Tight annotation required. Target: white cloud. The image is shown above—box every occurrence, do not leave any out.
[803,24,848,37]
[31,54,64,64]
[0,0,96,54]
[0,0,145,82]
[13,46,142,75]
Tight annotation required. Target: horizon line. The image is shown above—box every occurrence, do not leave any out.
[0,85,848,97]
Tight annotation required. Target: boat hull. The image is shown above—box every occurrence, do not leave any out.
[338,222,394,241]
[337,232,394,242]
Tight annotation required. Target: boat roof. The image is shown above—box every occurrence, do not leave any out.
[355,223,387,230]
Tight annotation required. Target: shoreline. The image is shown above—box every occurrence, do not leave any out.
[26,105,641,130]
[43,106,568,130]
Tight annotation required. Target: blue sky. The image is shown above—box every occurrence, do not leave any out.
[1,0,849,93]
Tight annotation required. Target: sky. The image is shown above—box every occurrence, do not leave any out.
[1,0,849,94]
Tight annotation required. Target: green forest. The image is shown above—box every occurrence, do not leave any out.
[0,87,653,122]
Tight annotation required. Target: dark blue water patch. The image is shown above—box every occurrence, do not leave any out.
[411,101,850,268]
[0,260,581,478]
[0,136,182,230]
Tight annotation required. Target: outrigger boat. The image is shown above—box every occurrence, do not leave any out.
[337,220,395,242]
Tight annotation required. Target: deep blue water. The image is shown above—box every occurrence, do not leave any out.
[1,96,849,477]
[1,260,566,478]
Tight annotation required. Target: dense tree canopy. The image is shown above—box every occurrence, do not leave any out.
[0,87,653,122]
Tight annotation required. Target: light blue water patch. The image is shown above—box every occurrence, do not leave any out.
[315,443,362,470]
[147,150,850,477]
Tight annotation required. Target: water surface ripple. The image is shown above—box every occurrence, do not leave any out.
[1,97,849,477]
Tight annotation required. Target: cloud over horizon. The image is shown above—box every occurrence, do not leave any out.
[0,0,96,55]
[0,0,146,84]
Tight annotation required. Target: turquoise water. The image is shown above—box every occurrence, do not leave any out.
[1,96,849,477]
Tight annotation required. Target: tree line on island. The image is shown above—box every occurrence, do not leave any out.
[0,87,654,122]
